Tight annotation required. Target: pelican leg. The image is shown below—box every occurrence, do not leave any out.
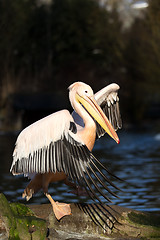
[64,178,88,196]
[69,186,88,196]
[22,174,43,201]
[45,193,71,220]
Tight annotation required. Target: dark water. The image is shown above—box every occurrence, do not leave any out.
[0,130,160,212]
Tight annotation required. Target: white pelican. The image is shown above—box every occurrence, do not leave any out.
[10,82,122,220]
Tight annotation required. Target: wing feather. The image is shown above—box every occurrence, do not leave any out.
[95,83,122,138]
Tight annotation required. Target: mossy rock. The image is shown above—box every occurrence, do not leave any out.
[10,202,34,217]
[0,193,47,240]
[44,203,160,239]
[2,192,160,239]
[128,211,160,228]
[127,211,160,239]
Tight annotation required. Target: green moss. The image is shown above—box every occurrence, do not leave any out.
[0,193,18,238]
[127,211,160,238]
[0,193,47,240]
[10,202,34,217]
[128,212,160,228]
[9,230,20,240]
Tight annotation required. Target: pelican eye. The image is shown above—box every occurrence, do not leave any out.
[85,90,88,94]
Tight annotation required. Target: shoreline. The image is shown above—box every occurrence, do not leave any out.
[1,193,160,239]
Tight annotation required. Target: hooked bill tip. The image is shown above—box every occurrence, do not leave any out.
[117,139,120,144]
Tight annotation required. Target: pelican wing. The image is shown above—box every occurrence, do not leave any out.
[95,83,122,138]
[11,110,73,174]
[11,109,120,203]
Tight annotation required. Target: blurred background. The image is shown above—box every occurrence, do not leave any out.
[0,0,160,212]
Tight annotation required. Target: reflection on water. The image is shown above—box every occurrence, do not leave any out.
[0,130,160,212]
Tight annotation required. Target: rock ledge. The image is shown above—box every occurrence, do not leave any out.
[0,193,160,239]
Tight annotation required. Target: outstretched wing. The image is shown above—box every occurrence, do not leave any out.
[11,109,120,203]
[95,83,122,138]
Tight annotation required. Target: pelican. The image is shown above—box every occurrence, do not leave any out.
[10,82,122,220]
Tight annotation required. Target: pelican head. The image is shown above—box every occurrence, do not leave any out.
[69,82,119,144]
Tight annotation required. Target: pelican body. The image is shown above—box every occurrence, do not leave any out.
[10,82,122,220]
